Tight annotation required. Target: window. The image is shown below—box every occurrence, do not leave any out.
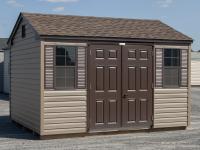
[55,46,76,89]
[163,49,180,87]
[22,25,26,38]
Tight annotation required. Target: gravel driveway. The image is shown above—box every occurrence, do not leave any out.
[0,88,200,150]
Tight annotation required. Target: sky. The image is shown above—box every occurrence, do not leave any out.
[0,0,199,50]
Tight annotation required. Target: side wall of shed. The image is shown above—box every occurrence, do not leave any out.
[154,45,190,128]
[10,18,41,133]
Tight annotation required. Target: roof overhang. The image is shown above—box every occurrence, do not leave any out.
[40,35,193,45]
[7,13,23,46]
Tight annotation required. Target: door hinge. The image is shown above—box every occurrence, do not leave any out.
[90,49,92,56]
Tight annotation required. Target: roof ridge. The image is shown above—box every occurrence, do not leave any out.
[22,12,160,22]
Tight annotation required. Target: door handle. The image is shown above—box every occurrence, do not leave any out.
[123,94,128,98]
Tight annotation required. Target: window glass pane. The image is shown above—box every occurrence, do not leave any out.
[172,49,180,57]
[66,77,75,88]
[66,67,75,88]
[66,47,76,66]
[164,49,172,57]
[56,47,65,56]
[164,49,180,67]
[56,56,65,66]
[55,78,65,88]
[56,67,65,78]
[163,68,179,87]
[164,58,172,66]
[172,58,180,66]
[66,67,75,78]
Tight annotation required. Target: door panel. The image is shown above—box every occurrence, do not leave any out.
[89,45,121,130]
[122,45,153,128]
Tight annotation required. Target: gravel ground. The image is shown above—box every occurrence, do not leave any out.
[0,88,200,150]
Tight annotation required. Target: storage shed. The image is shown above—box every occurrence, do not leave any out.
[191,52,200,86]
[0,50,3,93]
[0,38,8,93]
[8,12,193,138]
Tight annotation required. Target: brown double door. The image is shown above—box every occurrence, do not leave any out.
[89,44,153,131]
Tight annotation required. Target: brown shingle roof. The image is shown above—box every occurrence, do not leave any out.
[22,12,192,42]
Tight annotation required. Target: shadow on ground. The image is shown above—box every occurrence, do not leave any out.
[0,94,37,140]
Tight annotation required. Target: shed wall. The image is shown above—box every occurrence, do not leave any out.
[10,18,41,133]
[41,43,190,135]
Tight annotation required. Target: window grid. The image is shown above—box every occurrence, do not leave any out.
[163,49,181,88]
[54,46,77,90]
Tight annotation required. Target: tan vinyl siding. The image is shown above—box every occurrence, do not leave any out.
[10,18,41,133]
[191,60,200,86]
[154,88,188,128]
[42,90,87,135]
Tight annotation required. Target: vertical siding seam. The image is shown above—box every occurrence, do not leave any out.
[153,46,156,128]
[40,41,45,135]
[187,45,191,126]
